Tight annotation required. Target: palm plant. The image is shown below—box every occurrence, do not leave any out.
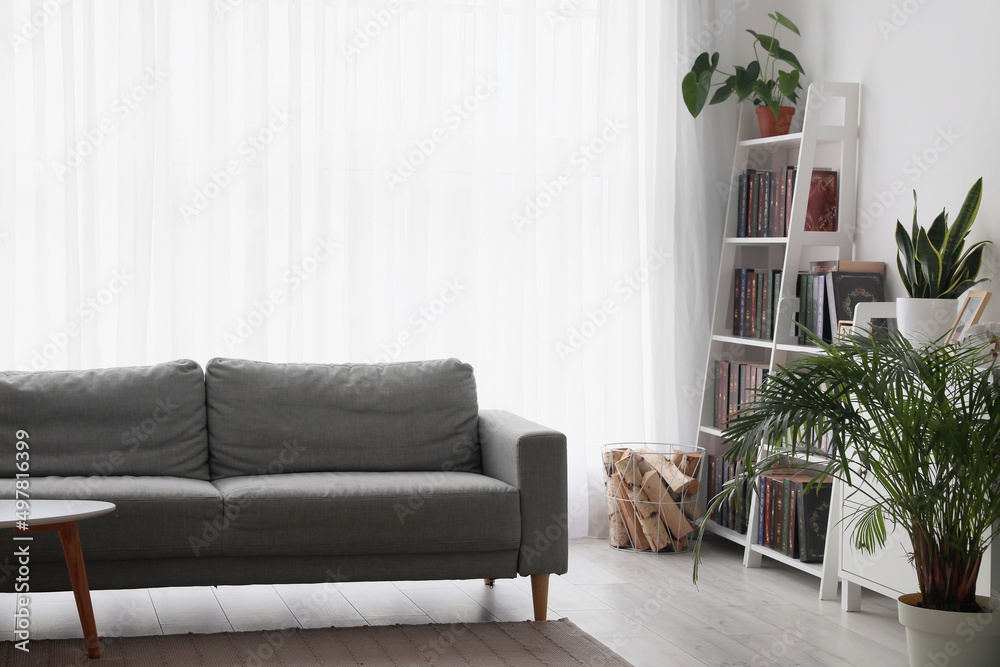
[694,329,1000,613]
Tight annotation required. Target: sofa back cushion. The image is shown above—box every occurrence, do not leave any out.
[205,358,481,478]
[0,360,210,480]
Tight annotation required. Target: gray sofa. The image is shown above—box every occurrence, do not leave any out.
[0,358,567,620]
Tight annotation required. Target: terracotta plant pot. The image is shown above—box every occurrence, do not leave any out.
[755,106,795,137]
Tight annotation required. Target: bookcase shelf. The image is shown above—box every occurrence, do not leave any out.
[724,237,789,246]
[774,343,823,354]
[749,544,824,576]
[695,83,860,602]
[710,334,774,348]
[705,519,748,546]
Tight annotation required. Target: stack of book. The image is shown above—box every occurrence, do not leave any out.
[736,167,797,238]
[756,470,833,562]
[713,360,768,430]
[732,268,782,339]
[795,260,885,345]
[706,455,750,534]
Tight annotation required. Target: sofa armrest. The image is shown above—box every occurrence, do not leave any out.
[478,409,568,576]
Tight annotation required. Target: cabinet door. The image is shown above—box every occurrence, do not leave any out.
[841,499,997,598]
[840,499,916,597]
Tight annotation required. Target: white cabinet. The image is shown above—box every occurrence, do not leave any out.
[840,499,1000,610]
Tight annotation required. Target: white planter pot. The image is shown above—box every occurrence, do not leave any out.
[896,298,958,345]
[898,593,1000,667]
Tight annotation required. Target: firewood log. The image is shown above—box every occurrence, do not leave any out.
[605,472,631,547]
[613,455,673,551]
[639,470,695,541]
[639,452,699,497]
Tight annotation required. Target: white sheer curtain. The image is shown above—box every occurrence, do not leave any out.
[0,0,714,538]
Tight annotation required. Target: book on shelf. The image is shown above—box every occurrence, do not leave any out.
[836,260,885,276]
[826,271,885,327]
[796,477,833,562]
[792,260,883,345]
[732,268,780,339]
[737,171,750,238]
[755,469,833,562]
[805,169,838,232]
[706,454,750,534]
[714,361,769,430]
[735,167,795,238]
[784,166,796,236]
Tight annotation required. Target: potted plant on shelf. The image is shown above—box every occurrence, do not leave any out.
[682,12,805,137]
[693,330,1000,667]
[896,177,992,343]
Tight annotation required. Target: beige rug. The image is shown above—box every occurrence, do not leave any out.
[0,618,632,666]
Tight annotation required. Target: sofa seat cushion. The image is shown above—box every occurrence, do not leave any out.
[205,358,482,478]
[213,472,520,557]
[0,476,224,562]
[0,360,210,480]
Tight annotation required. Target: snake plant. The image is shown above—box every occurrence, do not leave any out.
[896,178,991,299]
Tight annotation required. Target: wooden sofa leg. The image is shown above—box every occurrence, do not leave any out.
[484,578,495,587]
[530,573,549,621]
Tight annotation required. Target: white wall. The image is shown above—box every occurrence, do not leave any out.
[727,0,1000,318]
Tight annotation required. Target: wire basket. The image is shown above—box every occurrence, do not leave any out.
[601,442,705,553]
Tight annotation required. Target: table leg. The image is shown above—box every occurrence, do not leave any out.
[55,522,101,659]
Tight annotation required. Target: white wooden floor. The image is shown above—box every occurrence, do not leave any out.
[0,536,908,666]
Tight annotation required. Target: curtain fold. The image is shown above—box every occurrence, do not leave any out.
[1,0,712,538]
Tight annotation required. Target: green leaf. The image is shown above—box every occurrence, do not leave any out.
[896,221,919,296]
[778,70,799,97]
[776,47,805,74]
[897,255,915,297]
[926,209,948,252]
[941,242,989,298]
[709,81,735,105]
[752,81,778,116]
[691,51,714,77]
[770,12,801,36]
[915,227,944,297]
[682,71,713,117]
[750,31,781,57]
[942,177,983,268]
[734,63,759,100]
